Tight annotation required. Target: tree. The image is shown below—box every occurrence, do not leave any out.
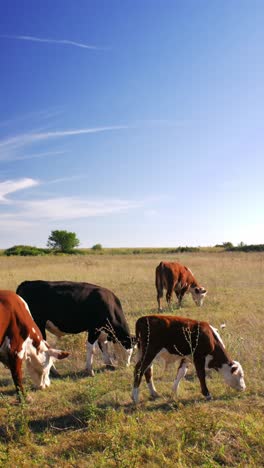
[91,243,103,251]
[221,242,234,249]
[47,230,80,253]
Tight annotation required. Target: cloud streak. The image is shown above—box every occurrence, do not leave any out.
[0,125,129,161]
[0,178,39,202]
[15,197,142,220]
[0,34,105,50]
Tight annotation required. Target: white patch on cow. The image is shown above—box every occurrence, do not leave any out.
[16,337,67,389]
[17,336,33,359]
[132,386,139,404]
[156,348,179,366]
[219,361,246,391]
[156,348,192,367]
[111,341,133,367]
[97,333,114,366]
[46,320,66,337]
[85,342,95,376]
[18,295,33,317]
[172,360,188,393]
[210,326,225,348]
[186,267,194,276]
[190,286,207,306]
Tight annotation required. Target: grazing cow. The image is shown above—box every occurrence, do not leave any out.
[16,280,134,376]
[0,290,69,400]
[132,315,245,403]
[155,261,207,310]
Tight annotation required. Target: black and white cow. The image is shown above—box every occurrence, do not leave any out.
[16,280,133,376]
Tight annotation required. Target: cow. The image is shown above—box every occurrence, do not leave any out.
[0,290,69,400]
[16,280,134,376]
[155,261,207,310]
[131,315,245,404]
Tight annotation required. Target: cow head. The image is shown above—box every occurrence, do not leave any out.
[190,286,207,306]
[220,360,246,391]
[25,339,69,389]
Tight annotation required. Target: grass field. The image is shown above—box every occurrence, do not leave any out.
[0,252,263,467]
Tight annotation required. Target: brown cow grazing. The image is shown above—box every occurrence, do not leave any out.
[155,261,207,310]
[132,315,245,404]
[0,291,69,400]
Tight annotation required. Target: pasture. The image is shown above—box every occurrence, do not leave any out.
[0,252,263,467]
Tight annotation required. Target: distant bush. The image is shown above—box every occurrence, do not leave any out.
[4,245,48,256]
[169,247,200,253]
[227,244,264,252]
[91,244,103,251]
[215,242,234,249]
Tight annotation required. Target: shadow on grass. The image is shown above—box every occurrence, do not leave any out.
[29,411,88,434]
[55,365,117,381]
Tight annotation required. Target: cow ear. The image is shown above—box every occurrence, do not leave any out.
[47,349,70,360]
[231,364,239,375]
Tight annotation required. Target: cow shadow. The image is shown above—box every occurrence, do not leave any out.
[56,365,117,381]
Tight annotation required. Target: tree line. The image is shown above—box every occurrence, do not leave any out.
[2,231,264,256]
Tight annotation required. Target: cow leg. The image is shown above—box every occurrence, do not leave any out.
[194,356,212,400]
[166,289,173,308]
[144,365,159,399]
[85,341,96,376]
[177,286,188,307]
[132,350,158,403]
[97,334,115,368]
[157,289,163,311]
[172,358,188,394]
[8,356,27,401]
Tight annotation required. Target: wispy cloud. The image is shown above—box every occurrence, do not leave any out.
[16,197,142,220]
[0,175,143,217]
[0,108,62,129]
[0,125,128,161]
[0,34,105,50]
[0,178,39,202]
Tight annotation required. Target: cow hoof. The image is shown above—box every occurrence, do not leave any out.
[50,367,61,378]
[105,364,116,371]
[17,393,33,404]
[205,394,212,401]
[150,391,159,400]
[84,369,95,377]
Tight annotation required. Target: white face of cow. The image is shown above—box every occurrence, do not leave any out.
[24,338,69,389]
[190,287,207,306]
[219,361,246,391]
[111,342,134,367]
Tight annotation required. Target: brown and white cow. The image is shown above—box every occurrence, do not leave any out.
[155,261,207,310]
[0,290,69,400]
[132,315,245,403]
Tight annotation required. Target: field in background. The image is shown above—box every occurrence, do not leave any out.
[0,252,263,466]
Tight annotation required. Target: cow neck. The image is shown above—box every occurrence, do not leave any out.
[209,340,232,370]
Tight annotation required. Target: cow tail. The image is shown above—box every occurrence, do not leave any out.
[155,262,164,296]
[135,320,141,349]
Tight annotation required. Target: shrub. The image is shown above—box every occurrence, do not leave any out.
[91,244,103,251]
[3,245,48,256]
[227,244,264,252]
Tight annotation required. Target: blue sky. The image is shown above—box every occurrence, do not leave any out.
[0,0,263,248]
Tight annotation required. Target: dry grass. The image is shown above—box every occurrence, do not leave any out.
[0,252,263,466]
